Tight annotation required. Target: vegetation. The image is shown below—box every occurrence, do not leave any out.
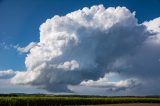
[0,95,160,106]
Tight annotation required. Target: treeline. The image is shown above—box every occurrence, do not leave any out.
[0,96,160,106]
[0,93,160,98]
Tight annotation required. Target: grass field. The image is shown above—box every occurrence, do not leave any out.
[0,96,160,106]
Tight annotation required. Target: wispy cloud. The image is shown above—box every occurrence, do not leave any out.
[15,42,37,53]
[0,41,37,54]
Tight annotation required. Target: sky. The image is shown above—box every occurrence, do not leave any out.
[0,0,160,95]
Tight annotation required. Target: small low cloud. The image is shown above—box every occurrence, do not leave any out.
[80,73,140,92]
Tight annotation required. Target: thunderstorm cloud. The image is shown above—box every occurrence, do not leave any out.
[4,5,160,94]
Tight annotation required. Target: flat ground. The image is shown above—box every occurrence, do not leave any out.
[85,103,160,106]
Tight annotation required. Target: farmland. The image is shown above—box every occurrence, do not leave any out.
[0,95,160,106]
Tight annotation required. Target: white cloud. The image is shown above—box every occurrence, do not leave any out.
[6,5,160,95]
[143,17,160,44]
[143,17,160,33]
[80,73,140,91]
[57,60,79,71]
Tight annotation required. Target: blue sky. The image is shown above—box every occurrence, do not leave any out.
[0,0,160,95]
[0,0,160,71]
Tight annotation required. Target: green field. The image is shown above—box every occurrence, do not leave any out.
[0,96,160,106]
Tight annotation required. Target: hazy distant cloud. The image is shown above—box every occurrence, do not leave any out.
[9,5,160,95]
[0,70,16,79]
[0,79,50,94]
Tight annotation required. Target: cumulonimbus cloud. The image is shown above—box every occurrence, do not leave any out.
[8,5,160,94]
